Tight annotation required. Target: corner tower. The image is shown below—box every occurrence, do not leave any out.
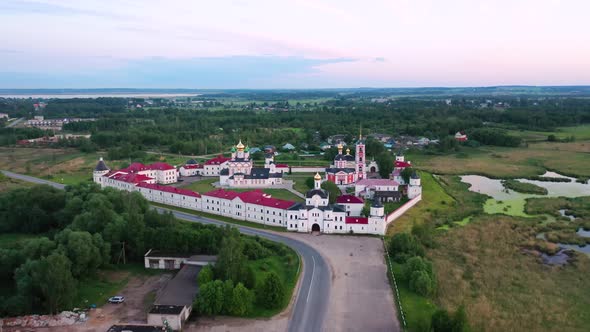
[93,157,110,186]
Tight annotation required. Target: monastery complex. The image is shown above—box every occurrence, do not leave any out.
[93,136,422,236]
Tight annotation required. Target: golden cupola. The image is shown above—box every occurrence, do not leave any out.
[314,172,322,181]
[236,140,245,151]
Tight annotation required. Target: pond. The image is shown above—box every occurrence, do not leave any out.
[460,172,590,217]
[461,172,590,255]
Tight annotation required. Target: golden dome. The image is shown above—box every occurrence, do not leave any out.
[346,148,350,155]
[337,143,343,150]
[314,172,322,181]
[236,140,245,150]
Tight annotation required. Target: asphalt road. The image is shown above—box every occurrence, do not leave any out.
[1,170,66,189]
[5,117,25,128]
[1,170,330,332]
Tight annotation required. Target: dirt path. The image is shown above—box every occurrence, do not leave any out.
[4,274,172,332]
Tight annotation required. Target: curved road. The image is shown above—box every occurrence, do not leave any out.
[1,170,330,332]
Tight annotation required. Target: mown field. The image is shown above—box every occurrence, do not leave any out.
[408,141,590,178]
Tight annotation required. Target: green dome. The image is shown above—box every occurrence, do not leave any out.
[231,147,236,152]
[245,145,250,152]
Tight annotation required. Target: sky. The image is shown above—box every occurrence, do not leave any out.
[0,0,589,88]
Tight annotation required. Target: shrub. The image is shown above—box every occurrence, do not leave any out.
[197,265,214,285]
[409,270,434,296]
[257,272,284,309]
[388,233,425,263]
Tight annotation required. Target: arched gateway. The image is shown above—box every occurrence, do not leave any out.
[311,223,321,232]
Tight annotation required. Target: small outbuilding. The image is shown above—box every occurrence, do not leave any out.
[147,305,191,331]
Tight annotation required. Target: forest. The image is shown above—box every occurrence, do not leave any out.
[1,93,590,157]
[0,183,289,317]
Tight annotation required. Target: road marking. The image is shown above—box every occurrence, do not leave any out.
[306,255,316,303]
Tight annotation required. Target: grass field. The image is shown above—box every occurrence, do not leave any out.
[390,262,438,332]
[284,173,314,195]
[430,215,590,332]
[180,178,217,193]
[230,188,303,202]
[502,179,548,195]
[0,176,33,192]
[0,147,103,186]
[247,248,300,317]
[506,125,590,142]
[387,172,455,235]
[408,141,590,178]
[180,178,303,202]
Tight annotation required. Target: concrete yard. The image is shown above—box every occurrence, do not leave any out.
[291,234,400,332]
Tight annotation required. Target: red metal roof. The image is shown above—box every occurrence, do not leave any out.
[345,216,369,224]
[237,190,296,209]
[182,164,203,169]
[148,162,175,171]
[119,162,175,173]
[109,172,153,184]
[275,164,289,168]
[394,161,412,168]
[202,188,296,209]
[336,195,364,204]
[202,188,241,200]
[120,162,149,173]
[205,155,230,165]
[137,182,200,197]
[356,179,400,187]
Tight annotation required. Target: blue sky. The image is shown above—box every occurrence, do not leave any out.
[1,0,589,88]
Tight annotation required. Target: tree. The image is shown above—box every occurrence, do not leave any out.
[431,309,453,332]
[403,256,433,281]
[195,280,224,315]
[431,306,468,332]
[321,180,341,204]
[258,272,284,309]
[401,167,413,184]
[361,201,371,217]
[222,279,234,314]
[305,177,314,190]
[451,305,468,332]
[388,233,425,263]
[215,226,246,283]
[55,230,109,278]
[33,253,77,314]
[231,282,253,316]
[198,265,214,285]
[375,151,394,179]
[409,270,434,296]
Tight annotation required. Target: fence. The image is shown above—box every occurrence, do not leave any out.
[385,194,422,224]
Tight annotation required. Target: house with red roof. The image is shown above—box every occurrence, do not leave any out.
[455,131,468,142]
[179,159,204,177]
[336,194,364,216]
[105,161,178,185]
[203,155,231,176]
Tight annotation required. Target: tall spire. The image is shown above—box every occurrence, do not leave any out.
[359,123,362,140]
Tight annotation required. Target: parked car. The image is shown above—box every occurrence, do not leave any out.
[108,296,125,304]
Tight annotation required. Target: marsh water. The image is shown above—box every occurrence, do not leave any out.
[461,172,590,217]
[460,171,590,255]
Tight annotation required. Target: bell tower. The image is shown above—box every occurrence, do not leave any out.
[355,127,366,180]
